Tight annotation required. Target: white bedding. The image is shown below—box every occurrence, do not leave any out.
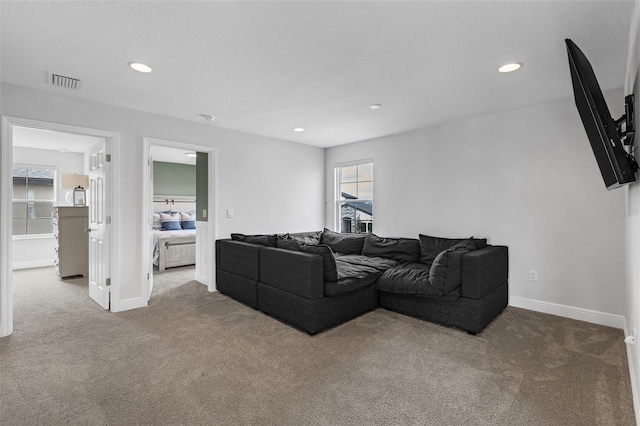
[153,229,197,265]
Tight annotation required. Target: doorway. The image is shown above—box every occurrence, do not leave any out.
[142,137,216,302]
[1,117,120,337]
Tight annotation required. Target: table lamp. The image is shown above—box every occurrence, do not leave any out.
[61,174,89,206]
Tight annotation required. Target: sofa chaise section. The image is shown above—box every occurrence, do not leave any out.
[377,245,509,334]
[258,247,380,334]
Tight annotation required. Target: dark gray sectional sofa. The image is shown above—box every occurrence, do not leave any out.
[216,229,508,335]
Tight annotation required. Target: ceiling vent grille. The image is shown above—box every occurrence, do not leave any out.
[48,72,82,90]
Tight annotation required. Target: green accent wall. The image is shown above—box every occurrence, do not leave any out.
[196,152,208,221]
[153,162,196,196]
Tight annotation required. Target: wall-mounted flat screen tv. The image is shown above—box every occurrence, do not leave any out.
[565,38,636,190]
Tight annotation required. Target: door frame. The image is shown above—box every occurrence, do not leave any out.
[142,137,217,297]
[1,116,121,337]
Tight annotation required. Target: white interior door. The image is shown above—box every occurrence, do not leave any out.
[87,140,110,309]
[147,150,154,301]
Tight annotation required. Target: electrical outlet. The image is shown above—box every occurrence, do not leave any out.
[529,270,538,282]
[202,209,207,218]
[227,209,234,218]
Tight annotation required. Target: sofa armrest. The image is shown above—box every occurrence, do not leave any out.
[460,246,508,300]
[216,239,261,281]
[260,247,324,300]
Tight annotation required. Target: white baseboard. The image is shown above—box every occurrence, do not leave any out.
[12,259,54,270]
[509,296,625,329]
[112,296,147,313]
[623,323,640,426]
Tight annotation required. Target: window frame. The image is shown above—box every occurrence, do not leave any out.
[12,163,57,239]
[334,159,373,234]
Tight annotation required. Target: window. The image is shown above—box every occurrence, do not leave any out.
[335,161,373,234]
[12,166,56,236]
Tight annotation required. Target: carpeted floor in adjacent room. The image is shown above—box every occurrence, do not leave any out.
[0,266,635,425]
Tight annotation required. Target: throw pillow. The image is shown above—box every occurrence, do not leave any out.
[361,233,420,263]
[277,239,338,282]
[428,238,476,296]
[180,212,196,230]
[159,212,181,231]
[320,228,365,255]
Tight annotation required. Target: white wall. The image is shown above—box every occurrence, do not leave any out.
[624,0,640,422]
[1,83,325,304]
[326,91,627,318]
[12,146,84,269]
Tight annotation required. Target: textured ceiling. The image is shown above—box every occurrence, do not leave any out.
[0,1,633,148]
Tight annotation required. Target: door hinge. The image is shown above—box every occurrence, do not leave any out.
[106,154,111,162]
[147,273,150,280]
[106,278,111,287]
[106,216,111,224]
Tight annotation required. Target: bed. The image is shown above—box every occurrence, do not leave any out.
[152,196,197,271]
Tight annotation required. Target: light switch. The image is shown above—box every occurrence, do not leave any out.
[202,209,207,218]
[227,209,234,218]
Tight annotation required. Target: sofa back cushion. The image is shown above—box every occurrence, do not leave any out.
[231,233,278,247]
[428,238,477,296]
[277,239,339,282]
[286,231,322,245]
[419,234,487,264]
[320,228,365,255]
[362,233,420,263]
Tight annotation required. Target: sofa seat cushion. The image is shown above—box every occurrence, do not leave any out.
[376,263,461,299]
[324,254,399,297]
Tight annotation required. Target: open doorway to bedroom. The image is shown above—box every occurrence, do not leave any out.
[1,117,118,338]
[143,137,215,303]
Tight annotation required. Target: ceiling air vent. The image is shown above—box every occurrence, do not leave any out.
[47,72,82,90]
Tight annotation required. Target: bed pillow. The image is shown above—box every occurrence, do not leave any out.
[152,213,162,230]
[180,212,196,230]
[277,239,338,282]
[362,233,420,263]
[159,212,181,231]
[320,228,365,255]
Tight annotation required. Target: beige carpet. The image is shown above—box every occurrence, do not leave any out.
[0,266,635,425]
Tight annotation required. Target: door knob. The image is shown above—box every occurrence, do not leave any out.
[85,228,95,233]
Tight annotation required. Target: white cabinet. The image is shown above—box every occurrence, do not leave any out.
[53,206,88,279]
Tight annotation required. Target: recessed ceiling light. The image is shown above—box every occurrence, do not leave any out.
[186,152,197,158]
[370,104,382,109]
[498,62,522,73]
[293,127,305,132]
[199,114,215,122]
[128,62,152,73]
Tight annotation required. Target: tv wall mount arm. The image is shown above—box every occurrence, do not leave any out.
[616,94,635,146]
